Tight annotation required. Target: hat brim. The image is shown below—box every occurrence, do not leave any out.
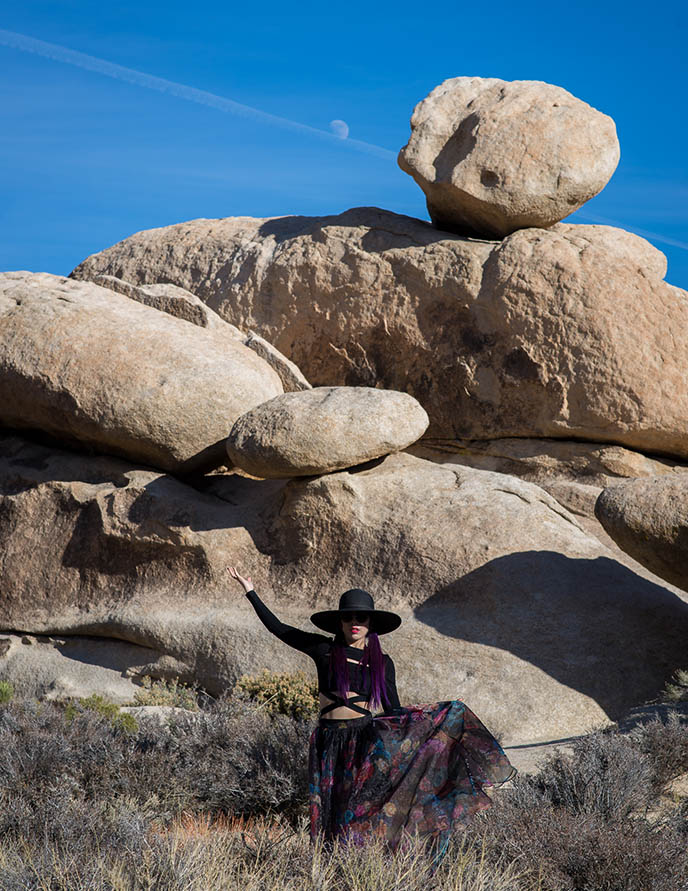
[310,609,401,635]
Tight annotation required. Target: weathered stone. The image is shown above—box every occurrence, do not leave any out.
[95,275,310,391]
[398,77,620,237]
[243,330,311,392]
[227,387,429,477]
[93,274,243,335]
[0,632,170,703]
[595,476,688,592]
[1,435,687,744]
[70,209,688,459]
[0,272,283,472]
[408,437,687,490]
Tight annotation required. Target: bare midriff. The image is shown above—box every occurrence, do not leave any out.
[318,692,371,720]
[319,654,370,719]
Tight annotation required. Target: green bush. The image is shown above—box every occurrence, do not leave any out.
[662,668,688,702]
[64,694,138,734]
[132,675,199,710]
[235,669,318,719]
[0,681,13,705]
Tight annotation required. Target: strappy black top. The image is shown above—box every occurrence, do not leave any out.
[246,589,401,716]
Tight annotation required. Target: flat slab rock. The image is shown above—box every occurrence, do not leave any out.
[226,386,429,477]
[398,77,619,238]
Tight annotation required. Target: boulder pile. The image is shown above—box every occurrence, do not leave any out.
[1,76,687,746]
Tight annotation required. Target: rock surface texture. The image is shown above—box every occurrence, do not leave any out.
[95,274,311,392]
[226,386,429,477]
[71,208,688,459]
[1,434,687,744]
[398,77,620,237]
[93,274,243,335]
[0,272,283,472]
[595,476,688,593]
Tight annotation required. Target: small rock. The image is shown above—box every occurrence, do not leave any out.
[226,386,429,478]
[595,476,688,592]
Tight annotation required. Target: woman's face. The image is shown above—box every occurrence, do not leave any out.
[340,612,371,647]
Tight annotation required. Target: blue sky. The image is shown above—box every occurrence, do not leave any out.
[1,0,686,287]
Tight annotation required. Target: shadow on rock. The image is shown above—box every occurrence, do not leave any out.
[415,551,688,720]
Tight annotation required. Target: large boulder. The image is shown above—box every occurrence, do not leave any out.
[595,476,688,593]
[0,272,283,472]
[1,434,687,745]
[70,209,688,459]
[398,77,620,238]
[94,275,311,392]
[226,386,429,478]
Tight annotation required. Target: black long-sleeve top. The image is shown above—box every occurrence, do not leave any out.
[245,589,401,715]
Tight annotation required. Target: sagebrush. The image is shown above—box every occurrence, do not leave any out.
[235,669,319,718]
[0,693,685,890]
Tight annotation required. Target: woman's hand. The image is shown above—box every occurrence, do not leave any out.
[228,566,253,593]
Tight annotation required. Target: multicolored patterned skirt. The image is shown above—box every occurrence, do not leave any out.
[309,700,516,850]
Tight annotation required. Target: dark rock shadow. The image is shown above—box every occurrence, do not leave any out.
[414,551,688,720]
[256,207,488,250]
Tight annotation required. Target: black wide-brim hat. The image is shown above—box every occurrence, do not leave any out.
[310,588,402,635]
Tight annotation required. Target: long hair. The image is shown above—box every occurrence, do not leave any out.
[329,631,389,710]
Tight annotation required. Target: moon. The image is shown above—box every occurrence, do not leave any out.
[329,119,350,139]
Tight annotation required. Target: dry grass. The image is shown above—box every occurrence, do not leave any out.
[0,694,686,890]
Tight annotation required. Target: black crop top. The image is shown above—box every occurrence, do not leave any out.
[246,590,401,716]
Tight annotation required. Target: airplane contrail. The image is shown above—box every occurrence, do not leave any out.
[0,28,396,161]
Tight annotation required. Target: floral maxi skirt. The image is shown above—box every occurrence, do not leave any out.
[309,700,516,849]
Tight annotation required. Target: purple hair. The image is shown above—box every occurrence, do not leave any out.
[329,631,389,710]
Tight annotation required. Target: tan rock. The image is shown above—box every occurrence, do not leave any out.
[0,271,283,472]
[226,387,429,478]
[398,77,620,237]
[243,330,312,392]
[595,476,688,592]
[95,275,311,392]
[70,210,688,459]
[408,437,687,489]
[1,435,687,744]
[0,633,168,704]
[93,274,243,335]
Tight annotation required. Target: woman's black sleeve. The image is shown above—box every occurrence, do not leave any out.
[384,655,402,710]
[245,589,328,655]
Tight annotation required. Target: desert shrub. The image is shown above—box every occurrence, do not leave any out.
[132,675,200,710]
[0,695,311,836]
[626,712,688,793]
[661,667,688,702]
[64,693,139,733]
[236,669,319,719]
[473,788,688,891]
[0,681,13,704]
[529,729,654,822]
[468,716,688,890]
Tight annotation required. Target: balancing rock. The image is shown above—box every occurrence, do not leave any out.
[398,77,620,237]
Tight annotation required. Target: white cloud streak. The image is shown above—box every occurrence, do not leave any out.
[0,29,396,161]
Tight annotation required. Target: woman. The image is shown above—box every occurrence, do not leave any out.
[229,567,516,850]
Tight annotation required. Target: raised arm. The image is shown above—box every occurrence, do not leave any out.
[228,567,329,656]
